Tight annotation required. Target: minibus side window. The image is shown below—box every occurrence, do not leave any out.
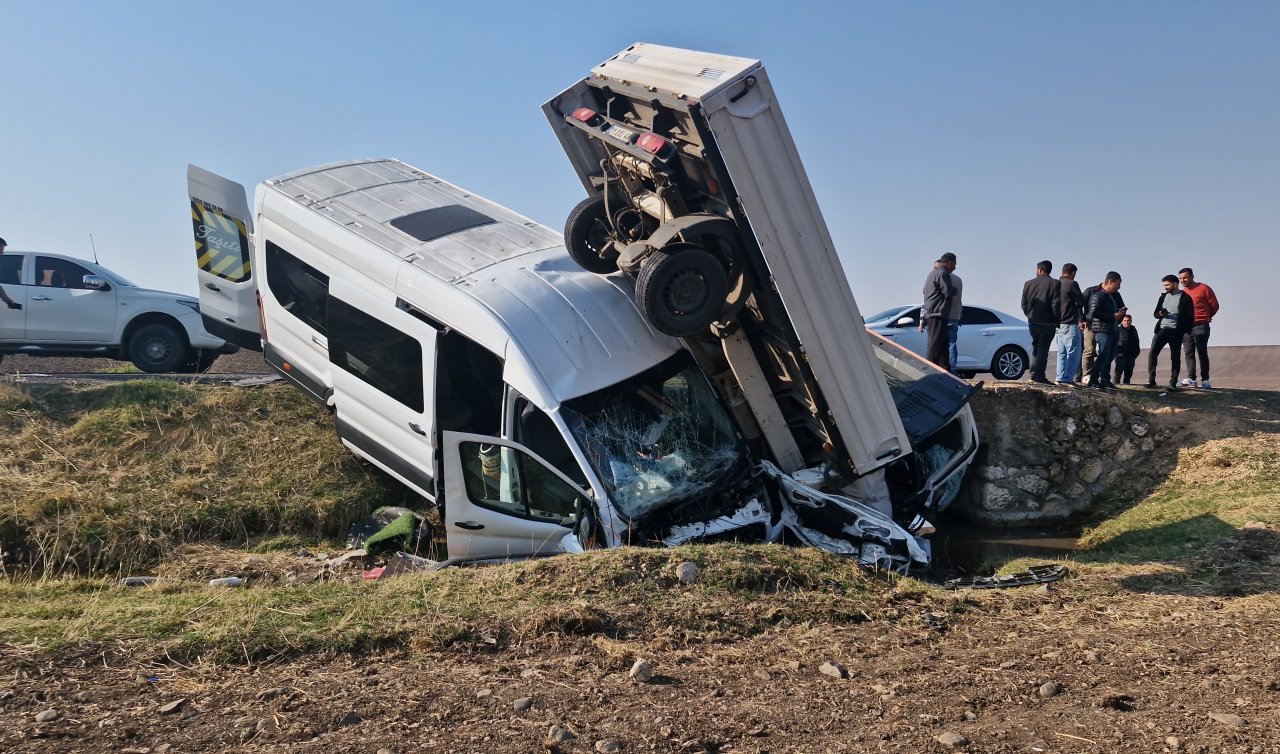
[328,297,424,412]
[265,241,329,335]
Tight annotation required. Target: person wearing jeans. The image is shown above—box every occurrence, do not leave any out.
[1086,271,1125,390]
[1177,267,1220,388]
[1055,262,1085,384]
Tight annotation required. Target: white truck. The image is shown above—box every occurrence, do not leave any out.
[0,249,238,372]
[185,45,976,571]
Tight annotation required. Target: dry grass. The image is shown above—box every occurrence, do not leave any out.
[0,380,387,576]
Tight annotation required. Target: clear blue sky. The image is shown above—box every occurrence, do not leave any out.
[4,1,1276,344]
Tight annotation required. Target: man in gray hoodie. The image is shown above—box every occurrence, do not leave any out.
[920,254,957,371]
[1146,274,1194,389]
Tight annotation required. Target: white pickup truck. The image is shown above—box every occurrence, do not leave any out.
[0,249,238,372]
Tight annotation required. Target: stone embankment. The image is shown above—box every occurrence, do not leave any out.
[955,385,1170,525]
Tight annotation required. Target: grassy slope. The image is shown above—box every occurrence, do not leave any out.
[1,380,1277,662]
[0,381,386,574]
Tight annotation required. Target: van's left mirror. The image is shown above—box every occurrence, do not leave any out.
[82,275,110,291]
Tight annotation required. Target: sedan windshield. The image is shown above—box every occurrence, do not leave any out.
[864,306,913,324]
[562,352,746,519]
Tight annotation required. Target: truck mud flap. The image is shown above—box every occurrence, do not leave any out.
[944,564,1070,590]
[760,461,929,573]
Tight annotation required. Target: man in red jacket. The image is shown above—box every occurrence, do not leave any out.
[1177,267,1220,389]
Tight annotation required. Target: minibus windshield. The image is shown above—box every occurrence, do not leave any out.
[562,352,745,519]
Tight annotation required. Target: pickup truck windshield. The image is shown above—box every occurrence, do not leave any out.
[562,353,744,519]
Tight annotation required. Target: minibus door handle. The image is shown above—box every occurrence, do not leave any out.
[455,521,485,531]
[408,422,427,436]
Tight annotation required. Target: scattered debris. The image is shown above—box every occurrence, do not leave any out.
[945,564,1069,590]
[208,577,243,588]
[119,576,157,587]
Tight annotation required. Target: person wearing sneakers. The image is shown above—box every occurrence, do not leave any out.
[0,238,22,310]
[1177,267,1220,389]
[1146,274,1193,390]
[1020,260,1060,384]
[1055,262,1086,385]
[1085,271,1124,391]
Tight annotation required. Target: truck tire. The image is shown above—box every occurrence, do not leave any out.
[128,323,189,373]
[564,194,621,274]
[635,246,728,338]
[991,345,1028,380]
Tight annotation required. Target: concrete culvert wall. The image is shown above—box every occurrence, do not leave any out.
[953,385,1172,526]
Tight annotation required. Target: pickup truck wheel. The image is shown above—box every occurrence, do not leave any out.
[991,345,1028,380]
[564,194,621,274]
[635,246,728,337]
[128,323,189,373]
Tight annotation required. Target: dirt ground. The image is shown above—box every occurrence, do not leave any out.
[1,569,1277,754]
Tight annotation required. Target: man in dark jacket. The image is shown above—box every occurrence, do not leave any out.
[1086,271,1125,390]
[1146,273,1195,389]
[1020,260,1060,384]
[1113,314,1141,384]
[920,256,956,371]
[1056,262,1085,384]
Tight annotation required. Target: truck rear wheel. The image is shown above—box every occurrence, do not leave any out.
[635,246,728,338]
[129,323,189,373]
[564,194,621,274]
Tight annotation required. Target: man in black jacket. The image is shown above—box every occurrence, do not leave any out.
[1146,274,1195,389]
[1021,260,1060,384]
[1056,262,1086,384]
[1086,271,1125,390]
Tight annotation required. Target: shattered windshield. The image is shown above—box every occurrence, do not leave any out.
[562,352,746,520]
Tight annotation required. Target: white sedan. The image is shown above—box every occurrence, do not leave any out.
[864,305,1033,380]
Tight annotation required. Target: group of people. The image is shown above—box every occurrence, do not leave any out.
[1020,262,1220,391]
[919,253,1221,392]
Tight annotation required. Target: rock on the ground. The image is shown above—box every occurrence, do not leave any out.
[158,698,188,715]
[34,709,59,723]
[595,739,623,753]
[548,724,576,742]
[819,661,848,679]
[1038,681,1061,698]
[629,659,654,683]
[337,711,362,726]
[936,731,968,747]
[675,561,697,585]
[513,697,533,712]
[1207,712,1246,728]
